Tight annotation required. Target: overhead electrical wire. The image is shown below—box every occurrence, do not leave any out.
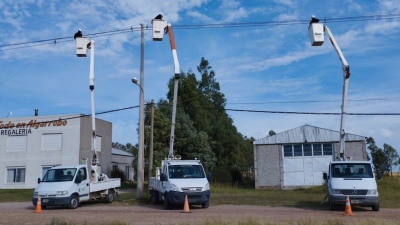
[1,13,399,51]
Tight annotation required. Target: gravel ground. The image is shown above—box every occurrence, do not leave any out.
[0,202,399,225]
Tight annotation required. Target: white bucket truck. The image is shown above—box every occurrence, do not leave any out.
[32,164,121,209]
[149,158,210,209]
[323,161,379,211]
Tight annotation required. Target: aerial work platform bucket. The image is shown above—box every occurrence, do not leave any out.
[308,23,324,46]
[75,37,89,57]
[152,19,167,41]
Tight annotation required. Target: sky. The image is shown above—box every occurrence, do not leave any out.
[0,0,399,153]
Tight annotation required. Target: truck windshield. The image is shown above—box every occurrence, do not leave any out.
[331,163,373,178]
[42,168,77,182]
[168,165,206,179]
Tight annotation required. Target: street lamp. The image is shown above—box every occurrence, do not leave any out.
[308,16,350,160]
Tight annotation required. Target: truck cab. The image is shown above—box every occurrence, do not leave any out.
[323,161,379,211]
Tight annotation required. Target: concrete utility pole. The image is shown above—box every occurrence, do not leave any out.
[136,24,145,199]
[148,99,154,180]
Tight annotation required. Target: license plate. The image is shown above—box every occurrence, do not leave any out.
[350,200,360,204]
[42,199,49,203]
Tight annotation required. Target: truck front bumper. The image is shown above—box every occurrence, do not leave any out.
[330,195,379,206]
[165,190,210,205]
[32,197,70,207]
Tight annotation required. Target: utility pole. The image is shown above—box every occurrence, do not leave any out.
[148,99,154,179]
[136,24,145,199]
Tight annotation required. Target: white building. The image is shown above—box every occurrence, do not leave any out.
[0,114,112,189]
[112,148,134,182]
[253,125,368,189]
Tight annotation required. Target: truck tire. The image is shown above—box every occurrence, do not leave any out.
[201,201,209,208]
[372,202,380,211]
[328,198,336,211]
[152,191,160,204]
[105,190,115,203]
[164,194,173,210]
[68,195,79,209]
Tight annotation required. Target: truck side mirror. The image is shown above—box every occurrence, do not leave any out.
[37,178,41,184]
[160,173,168,181]
[323,172,328,180]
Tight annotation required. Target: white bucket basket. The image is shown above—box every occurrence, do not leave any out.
[75,37,89,57]
[308,23,324,46]
[152,19,167,41]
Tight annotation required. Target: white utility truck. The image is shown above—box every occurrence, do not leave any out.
[323,161,379,211]
[148,16,211,210]
[32,164,121,209]
[32,32,121,209]
[309,17,379,211]
[149,158,210,209]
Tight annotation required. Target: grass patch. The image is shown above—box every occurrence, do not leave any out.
[1,176,399,209]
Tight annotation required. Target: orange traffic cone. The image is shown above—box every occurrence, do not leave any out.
[181,195,191,213]
[344,196,353,216]
[35,196,42,213]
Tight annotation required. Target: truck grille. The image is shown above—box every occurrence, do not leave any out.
[341,190,367,195]
[181,187,202,192]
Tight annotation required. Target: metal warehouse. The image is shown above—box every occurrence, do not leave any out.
[253,125,368,189]
[0,114,112,189]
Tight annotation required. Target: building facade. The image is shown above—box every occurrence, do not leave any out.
[112,148,134,182]
[0,114,112,189]
[253,125,368,189]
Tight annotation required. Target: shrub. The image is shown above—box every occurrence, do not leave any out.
[211,167,232,184]
[111,167,126,183]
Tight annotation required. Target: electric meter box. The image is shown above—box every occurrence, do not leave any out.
[152,19,167,41]
[75,37,89,57]
[308,23,324,46]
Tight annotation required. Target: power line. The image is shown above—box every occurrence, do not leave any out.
[1,13,399,51]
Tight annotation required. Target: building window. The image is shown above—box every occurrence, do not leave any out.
[293,145,302,156]
[125,165,130,180]
[313,144,322,156]
[7,167,25,183]
[303,144,312,156]
[7,135,27,152]
[323,144,333,155]
[112,165,118,171]
[283,143,334,157]
[96,136,102,152]
[42,133,63,151]
[283,145,293,157]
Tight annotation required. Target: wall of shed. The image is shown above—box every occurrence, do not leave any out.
[254,144,282,189]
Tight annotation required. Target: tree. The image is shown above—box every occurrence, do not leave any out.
[366,137,398,176]
[383,144,399,176]
[268,130,276,136]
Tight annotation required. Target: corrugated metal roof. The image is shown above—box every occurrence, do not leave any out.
[253,124,366,145]
[112,148,134,157]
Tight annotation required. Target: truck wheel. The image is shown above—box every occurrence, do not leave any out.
[164,194,173,210]
[372,202,380,211]
[105,190,115,203]
[201,201,209,208]
[68,195,79,209]
[152,191,160,204]
[329,198,336,211]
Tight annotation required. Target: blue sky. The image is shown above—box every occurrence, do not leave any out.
[1,0,399,152]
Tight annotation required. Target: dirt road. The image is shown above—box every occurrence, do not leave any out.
[0,202,399,225]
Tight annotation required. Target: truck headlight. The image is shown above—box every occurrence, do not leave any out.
[203,183,210,191]
[169,184,180,192]
[56,191,68,196]
[367,189,378,195]
[33,192,38,198]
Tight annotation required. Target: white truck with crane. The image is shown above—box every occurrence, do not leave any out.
[32,34,121,209]
[147,16,211,210]
[309,17,379,211]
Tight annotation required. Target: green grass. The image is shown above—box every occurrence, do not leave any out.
[1,176,400,210]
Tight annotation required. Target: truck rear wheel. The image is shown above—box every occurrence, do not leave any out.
[68,195,79,209]
[329,198,336,211]
[105,190,115,203]
[152,191,160,204]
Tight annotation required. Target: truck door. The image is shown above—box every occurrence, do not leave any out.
[76,167,90,201]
